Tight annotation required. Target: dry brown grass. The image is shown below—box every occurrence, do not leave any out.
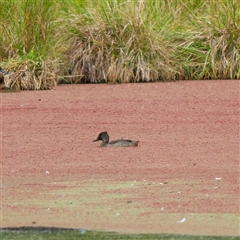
[65,21,176,84]
[4,61,58,91]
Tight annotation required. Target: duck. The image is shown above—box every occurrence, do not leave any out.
[93,131,139,147]
[0,67,7,90]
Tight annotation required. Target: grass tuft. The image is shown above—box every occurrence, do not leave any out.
[0,0,67,90]
[0,0,239,89]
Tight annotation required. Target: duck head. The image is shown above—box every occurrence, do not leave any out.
[93,131,110,143]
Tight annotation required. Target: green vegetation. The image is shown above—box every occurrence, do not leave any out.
[0,0,239,89]
[1,228,239,240]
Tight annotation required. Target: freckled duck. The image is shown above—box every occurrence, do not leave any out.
[93,131,139,147]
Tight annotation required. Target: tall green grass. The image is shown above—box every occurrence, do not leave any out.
[0,0,239,89]
[0,0,66,89]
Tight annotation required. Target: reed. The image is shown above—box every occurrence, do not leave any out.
[65,0,239,83]
[0,0,239,89]
[1,0,66,89]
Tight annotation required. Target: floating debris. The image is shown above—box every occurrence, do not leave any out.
[177,217,186,223]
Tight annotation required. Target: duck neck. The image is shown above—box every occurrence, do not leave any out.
[100,140,108,147]
[101,134,109,146]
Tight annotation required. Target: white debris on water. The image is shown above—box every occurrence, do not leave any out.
[177,217,186,223]
[79,229,87,234]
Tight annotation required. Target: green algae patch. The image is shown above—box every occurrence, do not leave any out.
[2,179,239,236]
[1,228,239,240]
